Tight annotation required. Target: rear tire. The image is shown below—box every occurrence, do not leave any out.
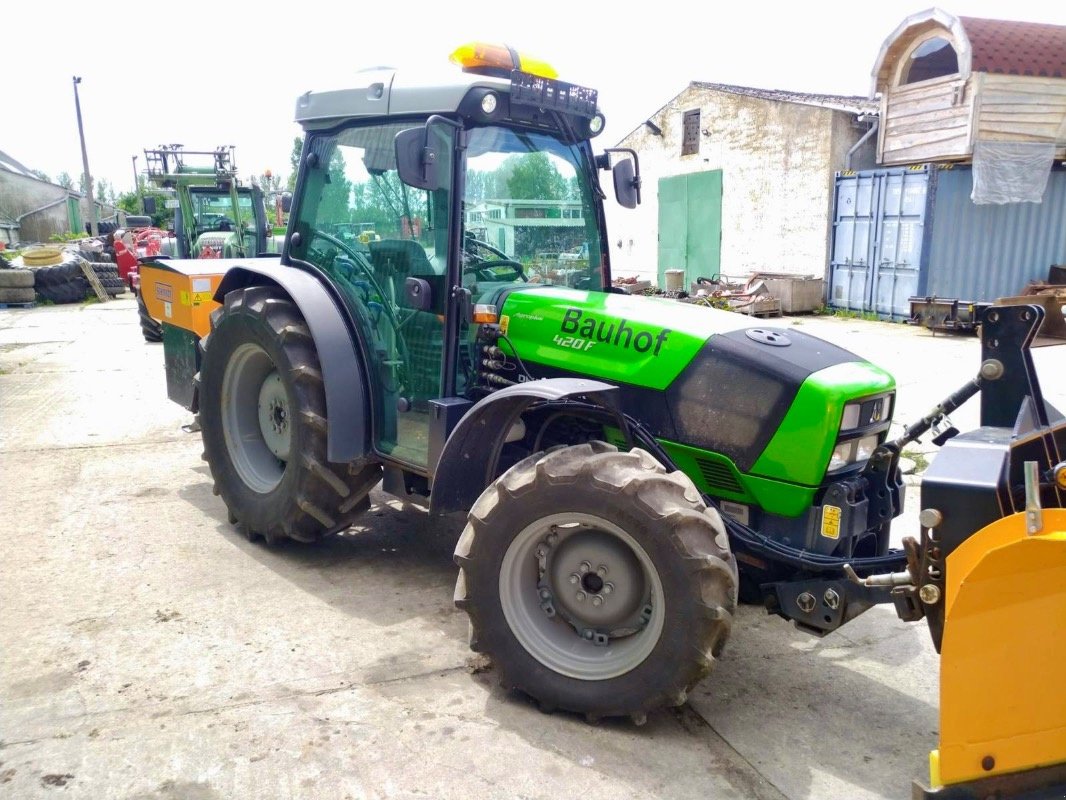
[454,442,737,721]
[137,293,162,342]
[199,286,380,543]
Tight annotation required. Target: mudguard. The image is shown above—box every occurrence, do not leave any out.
[429,378,621,516]
[214,264,370,463]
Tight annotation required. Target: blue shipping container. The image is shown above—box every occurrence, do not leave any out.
[829,165,1066,319]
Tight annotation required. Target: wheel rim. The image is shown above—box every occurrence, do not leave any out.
[221,343,290,493]
[499,512,665,681]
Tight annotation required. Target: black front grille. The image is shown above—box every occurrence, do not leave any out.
[695,457,744,493]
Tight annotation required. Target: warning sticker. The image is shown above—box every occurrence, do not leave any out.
[155,282,174,302]
[499,314,510,335]
[821,505,842,539]
[180,290,214,306]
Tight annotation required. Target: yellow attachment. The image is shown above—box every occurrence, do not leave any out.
[934,508,1066,787]
[449,43,558,79]
[139,260,226,338]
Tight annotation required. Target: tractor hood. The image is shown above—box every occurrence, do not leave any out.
[497,286,895,477]
[498,286,753,390]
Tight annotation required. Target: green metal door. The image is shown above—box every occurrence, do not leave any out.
[657,171,722,287]
[66,196,83,235]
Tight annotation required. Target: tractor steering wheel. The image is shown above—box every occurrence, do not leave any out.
[462,235,526,282]
[463,259,526,282]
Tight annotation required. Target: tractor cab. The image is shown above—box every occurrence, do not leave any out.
[285,45,638,467]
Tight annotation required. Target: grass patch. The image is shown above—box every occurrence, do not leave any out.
[903,448,931,473]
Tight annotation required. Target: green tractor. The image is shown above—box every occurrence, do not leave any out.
[151,46,919,722]
[143,145,278,260]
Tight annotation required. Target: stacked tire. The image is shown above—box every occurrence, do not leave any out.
[33,260,91,304]
[90,262,126,297]
[0,265,36,305]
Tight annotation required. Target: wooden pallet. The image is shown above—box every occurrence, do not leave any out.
[78,258,110,302]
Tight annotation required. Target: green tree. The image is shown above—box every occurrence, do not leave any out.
[287,136,304,191]
[506,153,566,200]
[117,191,139,214]
[319,148,352,225]
[95,178,115,205]
[57,172,74,189]
[30,169,51,183]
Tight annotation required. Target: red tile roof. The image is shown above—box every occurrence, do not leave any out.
[959,16,1066,78]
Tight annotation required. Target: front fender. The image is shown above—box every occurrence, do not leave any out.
[429,379,621,516]
[215,264,370,463]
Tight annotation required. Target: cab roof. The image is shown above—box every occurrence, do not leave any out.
[294,68,512,129]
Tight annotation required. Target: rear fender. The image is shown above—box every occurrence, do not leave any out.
[429,379,621,516]
[214,264,370,463]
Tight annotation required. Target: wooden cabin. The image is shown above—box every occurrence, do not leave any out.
[871,9,1066,166]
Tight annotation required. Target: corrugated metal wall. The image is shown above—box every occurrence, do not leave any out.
[830,165,1066,317]
[923,167,1066,300]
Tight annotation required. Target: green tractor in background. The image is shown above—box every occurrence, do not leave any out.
[143,145,279,260]
[148,45,923,723]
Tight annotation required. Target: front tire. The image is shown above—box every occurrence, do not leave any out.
[454,442,737,721]
[199,286,380,543]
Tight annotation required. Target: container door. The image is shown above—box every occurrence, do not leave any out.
[869,168,928,318]
[657,171,722,289]
[829,173,878,311]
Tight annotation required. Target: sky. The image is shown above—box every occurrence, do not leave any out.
[4,0,1063,196]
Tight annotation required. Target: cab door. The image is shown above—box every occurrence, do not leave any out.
[288,120,456,468]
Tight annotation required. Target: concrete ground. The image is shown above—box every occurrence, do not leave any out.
[1,297,1063,800]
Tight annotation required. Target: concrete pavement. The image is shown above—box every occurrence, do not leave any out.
[1,297,1062,799]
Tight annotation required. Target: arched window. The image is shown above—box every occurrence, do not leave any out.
[900,37,959,85]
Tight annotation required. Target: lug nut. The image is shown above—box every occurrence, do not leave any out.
[539,588,551,600]
[579,561,591,574]
[596,565,608,577]
[576,591,587,602]
[592,596,604,607]
[569,573,580,585]
[603,582,614,595]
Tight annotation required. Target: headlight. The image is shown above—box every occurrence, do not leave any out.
[840,403,861,430]
[840,396,889,431]
[827,434,880,473]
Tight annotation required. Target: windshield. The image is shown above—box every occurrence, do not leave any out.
[462,126,605,293]
[191,191,255,233]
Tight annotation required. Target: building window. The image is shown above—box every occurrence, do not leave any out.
[681,110,700,156]
[900,36,959,85]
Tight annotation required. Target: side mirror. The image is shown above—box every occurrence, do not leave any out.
[604,147,642,209]
[396,116,461,191]
[612,158,640,209]
[142,196,157,215]
[280,192,292,213]
[395,127,439,190]
[403,277,433,311]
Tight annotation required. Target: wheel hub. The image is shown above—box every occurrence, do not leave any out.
[547,531,645,630]
[499,512,665,680]
[257,371,291,460]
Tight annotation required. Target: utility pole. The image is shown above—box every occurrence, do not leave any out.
[131,155,140,211]
[72,76,99,237]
